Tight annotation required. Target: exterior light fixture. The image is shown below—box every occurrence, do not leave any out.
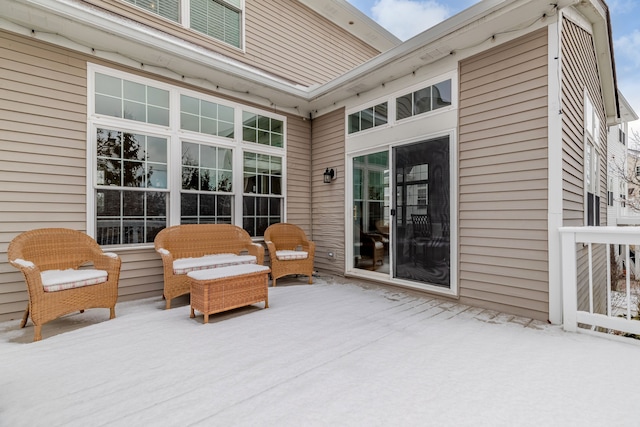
[323,168,335,183]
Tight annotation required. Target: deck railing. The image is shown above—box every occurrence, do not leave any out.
[560,226,640,338]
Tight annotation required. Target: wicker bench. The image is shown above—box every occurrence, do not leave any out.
[188,264,270,323]
[154,224,265,309]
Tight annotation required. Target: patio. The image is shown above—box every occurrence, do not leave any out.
[1,275,639,426]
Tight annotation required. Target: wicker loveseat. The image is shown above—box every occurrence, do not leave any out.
[154,224,265,309]
[8,228,122,342]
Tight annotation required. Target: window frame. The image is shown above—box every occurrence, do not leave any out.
[87,63,286,247]
[583,91,601,226]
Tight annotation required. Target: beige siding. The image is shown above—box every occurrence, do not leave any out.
[560,18,607,314]
[0,30,313,320]
[0,32,91,320]
[458,29,549,321]
[310,109,346,275]
[86,0,381,87]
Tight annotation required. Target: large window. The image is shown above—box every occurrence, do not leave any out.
[124,0,242,48]
[89,66,285,245]
[95,128,168,245]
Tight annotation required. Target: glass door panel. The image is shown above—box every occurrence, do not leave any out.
[393,137,450,287]
[352,152,389,272]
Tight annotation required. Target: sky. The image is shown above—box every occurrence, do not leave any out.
[347,0,640,136]
[1,278,639,425]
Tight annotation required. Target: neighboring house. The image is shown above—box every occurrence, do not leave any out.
[0,0,624,324]
[607,92,638,226]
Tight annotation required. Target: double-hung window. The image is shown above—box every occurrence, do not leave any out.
[584,92,600,226]
[89,65,285,246]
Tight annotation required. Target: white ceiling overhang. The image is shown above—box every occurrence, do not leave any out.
[0,0,619,121]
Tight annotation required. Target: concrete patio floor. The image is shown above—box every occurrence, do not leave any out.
[1,275,639,426]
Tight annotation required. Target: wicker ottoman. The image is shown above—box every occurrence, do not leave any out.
[187,264,271,324]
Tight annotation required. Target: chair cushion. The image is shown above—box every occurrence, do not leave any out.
[187,264,270,281]
[173,254,257,275]
[40,269,108,293]
[275,250,308,261]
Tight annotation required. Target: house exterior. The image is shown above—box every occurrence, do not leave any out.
[607,92,638,226]
[0,0,624,324]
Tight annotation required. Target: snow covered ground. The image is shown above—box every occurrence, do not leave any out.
[1,276,640,426]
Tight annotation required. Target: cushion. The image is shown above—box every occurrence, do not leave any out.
[173,254,257,275]
[275,250,308,261]
[188,264,270,281]
[40,269,108,293]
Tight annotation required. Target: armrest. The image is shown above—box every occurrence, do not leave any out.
[247,243,265,265]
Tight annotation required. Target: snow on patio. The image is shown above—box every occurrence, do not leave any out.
[1,276,640,426]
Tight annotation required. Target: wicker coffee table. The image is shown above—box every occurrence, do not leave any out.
[187,264,270,324]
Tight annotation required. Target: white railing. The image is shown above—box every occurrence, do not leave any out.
[560,226,640,338]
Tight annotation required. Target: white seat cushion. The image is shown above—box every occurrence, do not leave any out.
[40,269,108,293]
[187,264,270,281]
[173,254,257,275]
[275,250,308,261]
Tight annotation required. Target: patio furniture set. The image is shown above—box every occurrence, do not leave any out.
[8,223,315,341]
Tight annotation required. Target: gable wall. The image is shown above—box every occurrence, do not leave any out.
[560,17,607,314]
[0,30,312,321]
[458,28,550,321]
[85,0,381,86]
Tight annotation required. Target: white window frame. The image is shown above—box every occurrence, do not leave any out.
[86,63,285,247]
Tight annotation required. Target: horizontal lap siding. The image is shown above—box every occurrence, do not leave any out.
[311,109,345,275]
[0,31,90,320]
[88,0,381,87]
[458,28,549,321]
[561,18,607,314]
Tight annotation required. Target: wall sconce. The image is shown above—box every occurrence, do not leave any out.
[323,168,335,183]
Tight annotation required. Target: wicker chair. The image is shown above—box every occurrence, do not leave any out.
[264,223,315,287]
[154,224,265,309]
[7,228,121,341]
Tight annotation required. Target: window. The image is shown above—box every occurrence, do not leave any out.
[584,93,600,226]
[190,0,241,48]
[95,73,170,126]
[124,0,180,22]
[348,102,388,134]
[181,142,233,224]
[89,66,286,245]
[242,152,282,236]
[124,0,242,48]
[181,95,234,138]
[242,112,284,147]
[95,128,168,245]
[396,79,451,121]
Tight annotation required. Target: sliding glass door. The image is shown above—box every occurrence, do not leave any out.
[393,137,450,287]
[353,152,390,273]
[350,136,450,288]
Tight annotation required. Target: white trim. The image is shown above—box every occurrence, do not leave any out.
[547,16,563,325]
[344,129,458,298]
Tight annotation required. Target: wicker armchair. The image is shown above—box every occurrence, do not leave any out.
[264,223,315,287]
[7,228,121,341]
[154,224,265,309]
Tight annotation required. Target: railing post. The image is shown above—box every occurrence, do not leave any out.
[560,230,578,332]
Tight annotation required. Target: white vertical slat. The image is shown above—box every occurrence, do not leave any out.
[561,231,578,332]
